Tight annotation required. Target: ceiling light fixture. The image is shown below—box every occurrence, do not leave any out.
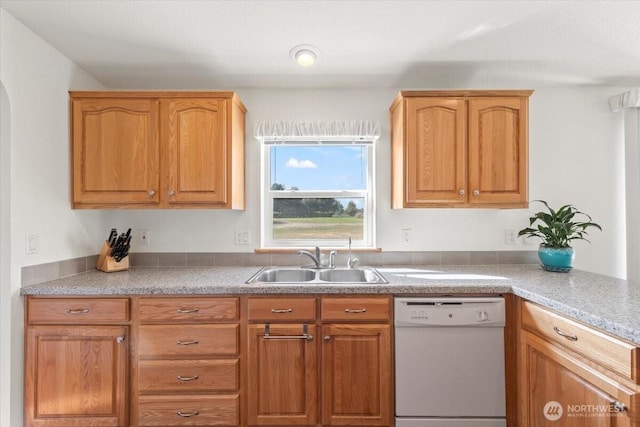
[290,44,318,67]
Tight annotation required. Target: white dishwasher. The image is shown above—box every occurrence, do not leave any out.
[394,297,506,427]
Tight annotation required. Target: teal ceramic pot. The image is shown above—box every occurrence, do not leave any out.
[538,245,574,272]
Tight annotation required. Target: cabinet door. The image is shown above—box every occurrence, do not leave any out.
[25,325,128,427]
[247,324,317,425]
[165,98,229,206]
[321,324,391,426]
[72,98,160,207]
[520,331,635,427]
[468,97,528,206]
[404,97,467,206]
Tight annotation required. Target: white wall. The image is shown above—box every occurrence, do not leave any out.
[0,9,106,427]
[105,87,627,277]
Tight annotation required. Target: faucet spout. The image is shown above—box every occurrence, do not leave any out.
[298,247,321,268]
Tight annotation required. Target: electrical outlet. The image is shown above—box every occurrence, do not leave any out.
[235,230,250,245]
[504,229,516,245]
[139,230,149,246]
[401,228,412,244]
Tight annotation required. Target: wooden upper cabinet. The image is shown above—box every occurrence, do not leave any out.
[70,91,246,209]
[404,97,467,206]
[165,98,228,205]
[71,98,160,206]
[390,90,532,208]
[468,97,528,206]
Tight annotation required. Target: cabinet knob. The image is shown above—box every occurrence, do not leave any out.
[459,189,465,196]
[323,336,331,341]
[116,336,125,343]
[612,401,626,412]
[148,190,156,196]
[472,190,480,196]
[167,190,175,197]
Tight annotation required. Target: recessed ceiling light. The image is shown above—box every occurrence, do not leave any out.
[290,44,319,67]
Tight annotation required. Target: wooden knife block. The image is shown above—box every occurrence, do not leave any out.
[96,241,129,272]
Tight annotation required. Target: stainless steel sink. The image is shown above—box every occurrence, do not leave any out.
[246,267,388,284]
[248,268,316,283]
[317,268,387,283]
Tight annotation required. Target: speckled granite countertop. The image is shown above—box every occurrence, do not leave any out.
[20,265,640,345]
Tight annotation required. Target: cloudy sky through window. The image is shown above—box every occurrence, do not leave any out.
[270,145,366,191]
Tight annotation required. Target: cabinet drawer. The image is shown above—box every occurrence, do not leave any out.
[321,296,390,322]
[139,359,239,393]
[522,301,640,383]
[27,297,129,324]
[139,324,239,358]
[248,297,316,321]
[138,297,238,322]
[138,394,239,426]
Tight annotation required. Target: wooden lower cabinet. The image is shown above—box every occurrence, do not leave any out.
[24,325,129,427]
[321,324,391,426]
[518,300,640,427]
[24,297,130,427]
[245,296,392,427]
[133,296,241,427]
[247,324,318,425]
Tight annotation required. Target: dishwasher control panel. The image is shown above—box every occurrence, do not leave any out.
[394,297,505,327]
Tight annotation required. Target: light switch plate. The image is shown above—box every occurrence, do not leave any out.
[25,233,39,255]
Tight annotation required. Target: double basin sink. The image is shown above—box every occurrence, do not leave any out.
[246,266,388,284]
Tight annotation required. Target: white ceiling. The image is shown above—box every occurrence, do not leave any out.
[2,0,639,89]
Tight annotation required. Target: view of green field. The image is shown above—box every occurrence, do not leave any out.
[273,216,363,240]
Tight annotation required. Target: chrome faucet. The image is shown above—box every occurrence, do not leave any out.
[298,246,321,268]
[346,235,359,268]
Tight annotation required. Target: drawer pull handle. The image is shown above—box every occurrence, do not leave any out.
[271,308,293,313]
[612,401,626,412]
[67,308,90,315]
[177,375,199,382]
[177,410,199,418]
[177,307,199,314]
[344,308,367,314]
[263,323,314,341]
[553,326,578,341]
[176,339,199,345]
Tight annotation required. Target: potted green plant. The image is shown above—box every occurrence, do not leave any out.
[518,200,602,272]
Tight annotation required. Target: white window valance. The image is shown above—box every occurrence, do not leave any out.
[254,120,381,141]
[609,88,640,112]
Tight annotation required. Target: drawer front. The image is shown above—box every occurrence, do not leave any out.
[27,297,129,324]
[138,297,239,323]
[248,297,316,321]
[522,301,639,383]
[139,324,239,358]
[138,394,239,426]
[138,359,239,393]
[321,296,390,322]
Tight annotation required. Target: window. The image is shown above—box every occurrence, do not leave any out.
[261,141,375,248]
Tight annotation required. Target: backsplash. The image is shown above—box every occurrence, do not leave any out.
[21,250,539,286]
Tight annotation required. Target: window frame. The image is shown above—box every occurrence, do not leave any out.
[260,139,376,249]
